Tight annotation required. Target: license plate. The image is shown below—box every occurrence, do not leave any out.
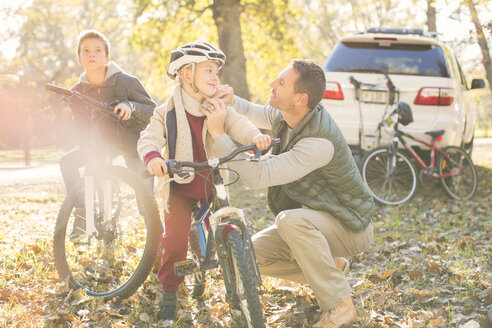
[359,90,389,104]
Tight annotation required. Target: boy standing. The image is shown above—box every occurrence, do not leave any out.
[60,30,156,240]
[137,41,269,322]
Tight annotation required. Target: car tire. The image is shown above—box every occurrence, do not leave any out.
[463,136,474,156]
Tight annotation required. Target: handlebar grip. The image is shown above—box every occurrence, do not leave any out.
[46,84,73,97]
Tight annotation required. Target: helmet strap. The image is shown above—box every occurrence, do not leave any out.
[188,62,209,100]
[190,63,199,93]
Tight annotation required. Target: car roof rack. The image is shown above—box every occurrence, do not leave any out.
[366,27,424,36]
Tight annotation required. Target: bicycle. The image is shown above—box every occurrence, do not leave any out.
[361,101,478,205]
[46,84,161,301]
[348,70,398,164]
[165,139,280,328]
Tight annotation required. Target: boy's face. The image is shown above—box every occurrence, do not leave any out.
[77,38,110,71]
[192,60,220,97]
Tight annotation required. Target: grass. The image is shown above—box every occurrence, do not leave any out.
[0,147,64,165]
[0,148,490,327]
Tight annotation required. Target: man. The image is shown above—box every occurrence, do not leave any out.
[204,59,374,327]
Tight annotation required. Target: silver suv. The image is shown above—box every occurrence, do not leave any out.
[321,28,485,155]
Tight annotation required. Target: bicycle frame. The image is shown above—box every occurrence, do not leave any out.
[391,124,464,179]
[47,83,124,239]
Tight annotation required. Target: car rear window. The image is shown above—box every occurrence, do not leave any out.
[323,42,450,77]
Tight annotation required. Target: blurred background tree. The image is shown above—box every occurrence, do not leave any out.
[130,0,300,101]
[0,0,490,160]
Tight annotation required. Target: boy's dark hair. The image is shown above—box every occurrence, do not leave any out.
[291,59,326,110]
[77,30,110,56]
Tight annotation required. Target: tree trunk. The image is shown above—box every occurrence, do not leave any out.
[212,0,250,100]
[23,135,31,166]
[426,0,436,32]
[467,0,492,92]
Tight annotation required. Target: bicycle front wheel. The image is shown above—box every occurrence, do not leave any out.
[225,230,264,328]
[361,147,418,205]
[438,146,478,200]
[53,166,161,301]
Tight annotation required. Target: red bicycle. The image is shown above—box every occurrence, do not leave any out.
[361,102,478,205]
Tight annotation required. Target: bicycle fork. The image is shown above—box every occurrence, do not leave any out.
[387,138,399,176]
[84,175,114,237]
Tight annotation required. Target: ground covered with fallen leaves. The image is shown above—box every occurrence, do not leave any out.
[0,150,490,327]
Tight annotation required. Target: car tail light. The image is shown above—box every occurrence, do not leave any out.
[324,82,344,100]
[414,87,454,106]
[373,37,397,41]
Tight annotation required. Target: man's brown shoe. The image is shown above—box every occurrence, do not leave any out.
[313,295,357,327]
[334,257,349,274]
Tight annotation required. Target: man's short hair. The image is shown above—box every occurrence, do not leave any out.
[291,59,326,110]
[77,30,110,56]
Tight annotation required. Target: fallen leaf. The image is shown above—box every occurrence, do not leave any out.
[409,270,423,280]
[379,268,396,280]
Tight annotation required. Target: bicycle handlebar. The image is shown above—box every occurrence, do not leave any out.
[46,84,114,113]
[349,69,396,105]
[167,138,281,175]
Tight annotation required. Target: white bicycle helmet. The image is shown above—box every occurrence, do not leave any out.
[167,41,226,79]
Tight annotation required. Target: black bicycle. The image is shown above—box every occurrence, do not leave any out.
[47,84,161,301]
[167,139,280,328]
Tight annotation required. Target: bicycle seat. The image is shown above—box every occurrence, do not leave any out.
[425,130,445,138]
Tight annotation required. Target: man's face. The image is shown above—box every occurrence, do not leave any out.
[268,65,299,111]
[78,38,109,71]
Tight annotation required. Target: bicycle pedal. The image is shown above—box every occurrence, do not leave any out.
[174,259,197,277]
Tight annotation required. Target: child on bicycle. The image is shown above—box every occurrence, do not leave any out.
[60,30,156,240]
[137,41,270,323]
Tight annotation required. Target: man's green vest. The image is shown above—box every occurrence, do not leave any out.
[267,103,374,232]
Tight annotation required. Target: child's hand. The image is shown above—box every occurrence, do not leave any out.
[114,102,132,120]
[147,157,168,177]
[252,134,272,151]
[202,98,227,141]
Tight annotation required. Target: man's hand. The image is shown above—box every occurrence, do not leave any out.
[114,102,132,120]
[202,97,227,141]
[252,134,272,151]
[147,157,168,177]
[214,84,236,106]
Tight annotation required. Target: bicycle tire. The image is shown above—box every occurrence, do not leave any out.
[53,166,161,301]
[438,146,478,200]
[361,147,418,205]
[225,230,265,328]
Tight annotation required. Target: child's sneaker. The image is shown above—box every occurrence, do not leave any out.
[160,291,177,322]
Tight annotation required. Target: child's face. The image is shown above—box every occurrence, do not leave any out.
[193,60,220,97]
[77,38,109,71]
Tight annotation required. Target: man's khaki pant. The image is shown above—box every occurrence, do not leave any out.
[252,207,373,310]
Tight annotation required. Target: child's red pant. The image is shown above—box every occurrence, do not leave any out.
[158,192,204,292]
